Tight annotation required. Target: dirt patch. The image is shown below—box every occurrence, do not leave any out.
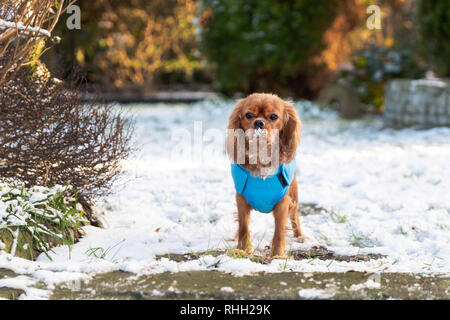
[156,246,384,265]
[0,268,26,300]
[0,268,17,279]
[290,246,384,262]
[299,203,326,216]
[156,252,215,263]
[0,286,24,300]
[50,270,450,300]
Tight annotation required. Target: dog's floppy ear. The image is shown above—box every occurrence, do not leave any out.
[225,99,244,162]
[227,99,243,130]
[280,101,301,163]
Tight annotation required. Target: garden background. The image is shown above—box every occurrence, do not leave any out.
[43,0,448,112]
[0,0,449,300]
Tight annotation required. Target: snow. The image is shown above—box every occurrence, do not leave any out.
[348,279,380,291]
[298,288,335,299]
[411,79,447,88]
[220,286,234,293]
[0,18,51,37]
[0,275,49,300]
[1,99,450,298]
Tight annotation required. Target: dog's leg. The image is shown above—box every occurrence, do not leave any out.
[235,193,252,254]
[289,206,308,242]
[288,175,308,242]
[271,196,289,258]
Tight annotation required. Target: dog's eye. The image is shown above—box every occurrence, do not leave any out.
[269,114,278,120]
[245,113,254,119]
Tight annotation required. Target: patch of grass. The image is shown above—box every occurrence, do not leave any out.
[85,239,125,262]
[0,182,87,260]
[277,253,292,272]
[326,259,335,269]
[317,232,332,246]
[222,239,267,264]
[208,213,220,225]
[349,230,375,248]
[204,257,223,269]
[396,226,408,236]
[329,210,348,224]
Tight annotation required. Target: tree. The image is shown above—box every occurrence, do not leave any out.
[49,0,201,88]
[417,0,450,76]
[199,0,339,96]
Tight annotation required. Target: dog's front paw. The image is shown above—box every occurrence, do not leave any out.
[271,254,288,260]
[230,248,253,257]
[236,240,253,254]
[294,235,310,243]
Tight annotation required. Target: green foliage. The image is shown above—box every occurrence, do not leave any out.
[417,0,450,76]
[336,44,425,111]
[0,182,87,259]
[199,0,338,95]
[329,209,347,224]
[49,0,204,87]
[349,230,374,248]
[85,240,124,262]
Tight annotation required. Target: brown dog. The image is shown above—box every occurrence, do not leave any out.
[226,93,307,258]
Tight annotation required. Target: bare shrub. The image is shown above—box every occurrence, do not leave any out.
[0,0,75,85]
[0,67,134,200]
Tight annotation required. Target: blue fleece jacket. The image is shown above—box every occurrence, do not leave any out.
[230,159,296,213]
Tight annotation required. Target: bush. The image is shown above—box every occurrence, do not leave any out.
[199,0,338,95]
[0,0,69,86]
[0,66,134,199]
[335,43,425,111]
[49,0,203,88]
[0,182,87,259]
[417,0,450,77]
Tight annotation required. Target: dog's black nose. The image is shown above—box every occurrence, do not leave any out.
[254,120,265,129]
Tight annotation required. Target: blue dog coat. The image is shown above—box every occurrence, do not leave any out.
[231,159,296,213]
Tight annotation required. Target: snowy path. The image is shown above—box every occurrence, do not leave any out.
[1,100,449,298]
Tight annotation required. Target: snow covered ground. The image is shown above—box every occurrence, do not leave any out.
[1,99,449,299]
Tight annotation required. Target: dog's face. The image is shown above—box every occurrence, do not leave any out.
[238,95,285,136]
[226,93,302,167]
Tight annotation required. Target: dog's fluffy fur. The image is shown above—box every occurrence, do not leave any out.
[226,93,307,258]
